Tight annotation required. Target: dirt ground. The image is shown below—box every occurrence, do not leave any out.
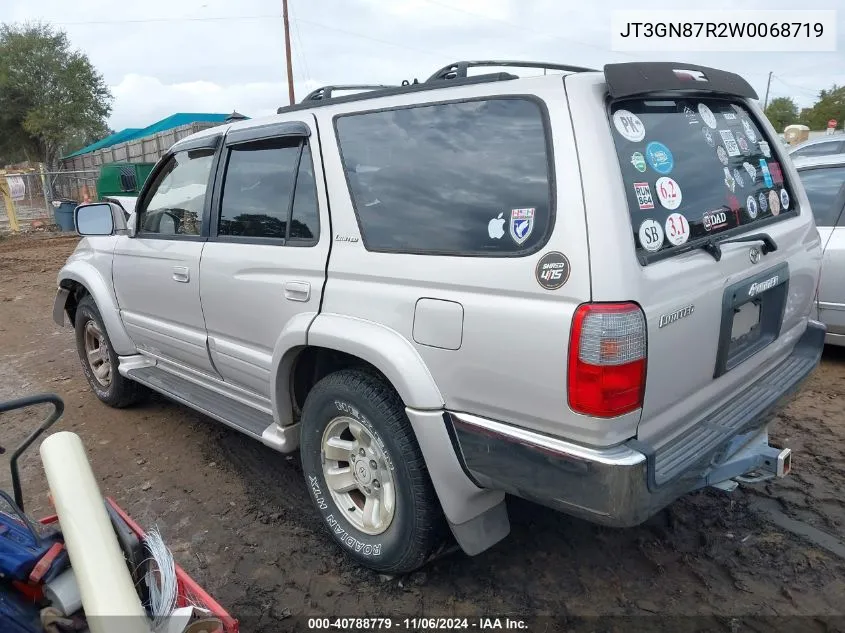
[1,233,845,632]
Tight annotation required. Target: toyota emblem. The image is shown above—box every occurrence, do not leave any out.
[749,247,761,264]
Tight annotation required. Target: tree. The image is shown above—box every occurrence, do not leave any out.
[802,85,845,130]
[764,97,799,133]
[0,22,112,170]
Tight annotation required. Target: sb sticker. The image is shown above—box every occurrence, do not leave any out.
[655,176,682,210]
[509,208,535,245]
[638,219,664,252]
[535,252,571,290]
[634,182,655,210]
[769,190,781,216]
[645,142,674,174]
[698,103,717,129]
[780,188,790,210]
[742,118,757,143]
[665,213,690,246]
[746,195,759,219]
[720,130,741,157]
[613,110,645,142]
[631,152,647,172]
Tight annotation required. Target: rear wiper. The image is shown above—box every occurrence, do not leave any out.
[700,232,778,262]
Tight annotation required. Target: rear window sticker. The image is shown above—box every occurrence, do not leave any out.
[727,194,741,212]
[738,136,750,155]
[613,110,645,142]
[758,191,768,213]
[769,190,781,216]
[698,103,717,129]
[760,160,773,188]
[702,127,715,147]
[645,142,674,174]
[703,209,728,231]
[742,119,757,143]
[720,130,741,157]
[769,161,784,185]
[535,251,570,290]
[487,212,505,239]
[723,167,736,193]
[656,176,682,210]
[631,152,647,172]
[638,219,665,252]
[723,111,737,120]
[743,161,757,183]
[759,141,771,158]
[732,168,745,189]
[509,208,535,245]
[634,182,655,210]
[683,105,698,124]
[746,195,759,219]
[716,146,729,165]
[665,212,690,246]
[780,188,790,210]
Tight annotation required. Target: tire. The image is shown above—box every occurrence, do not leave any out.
[300,369,442,573]
[74,295,145,408]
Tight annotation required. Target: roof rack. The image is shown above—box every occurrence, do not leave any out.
[300,84,395,103]
[426,60,597,83]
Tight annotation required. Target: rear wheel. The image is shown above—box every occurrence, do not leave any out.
[74,296,145,408]
[299,369,442,573]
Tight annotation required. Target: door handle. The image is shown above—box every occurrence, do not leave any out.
[284,281,311,302]
[172,266,190,283]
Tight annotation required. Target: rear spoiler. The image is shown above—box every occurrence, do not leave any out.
[604,62,758,100]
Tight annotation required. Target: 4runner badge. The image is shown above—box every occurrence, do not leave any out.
[535,252,570,290]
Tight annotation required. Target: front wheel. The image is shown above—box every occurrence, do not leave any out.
[299,369,442,573]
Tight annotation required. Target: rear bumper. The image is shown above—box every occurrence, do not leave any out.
[447,320,825,527]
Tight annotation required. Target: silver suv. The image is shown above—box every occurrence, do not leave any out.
[55,61,825,573]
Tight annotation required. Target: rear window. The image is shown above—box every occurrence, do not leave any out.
[609,98,798,261]
[335,98,552,256]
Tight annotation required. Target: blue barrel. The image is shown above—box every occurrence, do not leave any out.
[52,200,77,232]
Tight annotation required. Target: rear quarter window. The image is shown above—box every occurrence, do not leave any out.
[609,98,798,261]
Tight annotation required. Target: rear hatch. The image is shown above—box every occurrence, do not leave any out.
[566,68,822,447]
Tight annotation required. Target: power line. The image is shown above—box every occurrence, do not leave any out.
[289,3,312,84]
[53,14,280,26]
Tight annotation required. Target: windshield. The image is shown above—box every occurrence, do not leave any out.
[609,97,799,260]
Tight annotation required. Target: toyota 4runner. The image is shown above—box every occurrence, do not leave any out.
[55,61,825,573]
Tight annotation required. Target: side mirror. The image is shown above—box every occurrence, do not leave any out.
[74,202,128,236]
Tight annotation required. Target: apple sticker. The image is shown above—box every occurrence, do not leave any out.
[488,212,505,239]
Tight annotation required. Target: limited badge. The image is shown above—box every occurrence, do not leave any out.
[638,219,664,252]
[631,152,647,172]
[535,251,570,290]
[738,136,750,155]
[698,103,717,129]
[613,109,645,142]
[634,182,655,210]
[716,146,729,166]
[742,118,757,143]
[780,188,790,210]
[758,191,768,213]
[702,127,715,147]
[720,130,741,157]
[769,190,781,216]
[759,160,773,188]
[759,141,771,158]
[645,141,674,174]
[723,111,737,120]
[746,195,759,219]
[509,208,535,245]
[743,161,757,183]
[769,161,784,184]
[665,212,690,246]
[703,209,728,231]
[723,167,736,193]
[655,176,682,210]
[732,167,745,189]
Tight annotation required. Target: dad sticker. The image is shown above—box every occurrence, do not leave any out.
[638,219,665,252]
[645,142,674,174]
[665,213,690,246]
[634,182,655,210]
[613,110,645,142]
[759,160,773,188]
[631,152,647,172]
[780,188,790,211]
[703,209,728,231]
[769,190,781,216]
[742,118,757,143]
[698,103,717,129]
[746,195,758,219]
[656,177,682,210]
[720,130,741,157]
[535,251,571,290]
[510,208,535,245]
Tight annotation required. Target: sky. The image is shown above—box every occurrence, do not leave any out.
[3,0,844,130]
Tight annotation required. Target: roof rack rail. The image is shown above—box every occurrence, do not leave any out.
[426,60,597,83]
[300,84,395,103]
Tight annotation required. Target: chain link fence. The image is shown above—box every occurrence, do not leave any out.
[0,168,99,233]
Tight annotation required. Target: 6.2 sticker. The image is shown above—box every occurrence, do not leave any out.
[665,213,690,246]
[656,176,682,210]
[638,219,665,252]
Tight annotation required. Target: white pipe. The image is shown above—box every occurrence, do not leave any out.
[40,432,150,633]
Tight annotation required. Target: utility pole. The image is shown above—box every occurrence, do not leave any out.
[763,71,773,111]
[283,0,295,105]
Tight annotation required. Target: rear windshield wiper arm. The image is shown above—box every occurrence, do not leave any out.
[700,232,778,262]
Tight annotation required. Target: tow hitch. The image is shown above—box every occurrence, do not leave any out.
[706,430,792,492]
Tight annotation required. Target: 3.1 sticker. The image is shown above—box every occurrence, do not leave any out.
[655,176,682,210]
[645,141,674,174]
[634,182,655,210]
[638,219,665,252]
[665,213,690,246]
[698,103,717,129]
[613,110,645,142]
[535,252,571,290]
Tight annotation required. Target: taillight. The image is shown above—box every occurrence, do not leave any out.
[568,302,646,418]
